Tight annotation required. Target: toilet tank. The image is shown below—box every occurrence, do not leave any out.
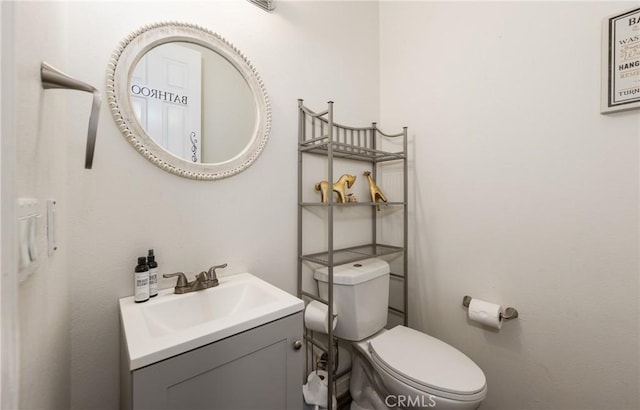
[314,258,390,341]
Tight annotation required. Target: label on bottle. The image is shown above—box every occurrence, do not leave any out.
[134,270,149,302]
[148,267,158,297]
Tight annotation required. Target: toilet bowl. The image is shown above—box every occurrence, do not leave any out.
[350,327,486,409]
[314,259,487,410]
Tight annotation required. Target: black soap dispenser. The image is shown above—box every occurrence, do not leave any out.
[134,256,149,303]
[147,249,158,298]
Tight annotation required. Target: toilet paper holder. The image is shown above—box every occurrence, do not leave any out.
[462,296,519,321]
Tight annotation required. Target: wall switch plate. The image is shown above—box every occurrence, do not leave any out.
[47,199,58,255]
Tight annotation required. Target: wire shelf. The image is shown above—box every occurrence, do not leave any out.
[297,100,409,410]
[299,139,405,163]
[300,201,405,207]
[301,243,404,266]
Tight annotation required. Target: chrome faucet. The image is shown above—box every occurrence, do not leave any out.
[206,263,227,287]
[162,272,207,294]
[163,263,227,294]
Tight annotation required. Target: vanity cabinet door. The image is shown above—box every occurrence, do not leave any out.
[131,312,303,410]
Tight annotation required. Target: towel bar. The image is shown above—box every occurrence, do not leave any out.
[41,62,101,169]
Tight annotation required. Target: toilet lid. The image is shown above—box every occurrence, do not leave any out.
[368,326,486,397]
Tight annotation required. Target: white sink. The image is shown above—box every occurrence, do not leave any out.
[119,272,304,370]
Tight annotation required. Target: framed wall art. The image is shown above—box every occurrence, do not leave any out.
[601,7,640,114]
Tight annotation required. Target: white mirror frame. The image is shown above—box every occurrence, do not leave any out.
[106,22,271,180]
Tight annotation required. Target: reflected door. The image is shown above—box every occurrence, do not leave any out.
[131,44,202,162]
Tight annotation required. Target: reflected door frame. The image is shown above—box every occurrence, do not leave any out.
[131,43,202,162]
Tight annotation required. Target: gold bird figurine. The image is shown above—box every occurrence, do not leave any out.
[363,171,387,210]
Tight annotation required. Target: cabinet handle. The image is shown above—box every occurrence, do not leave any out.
[293,340,302,351]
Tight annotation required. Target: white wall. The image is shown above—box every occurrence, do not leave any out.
[380,2,639,409]
[62,1,379,408]
[9,2,72,409]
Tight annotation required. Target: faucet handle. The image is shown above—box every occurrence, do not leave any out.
[163,272,188,288]
[207,263,227,285]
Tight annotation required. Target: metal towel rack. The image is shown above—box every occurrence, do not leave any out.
[41,62,101,169]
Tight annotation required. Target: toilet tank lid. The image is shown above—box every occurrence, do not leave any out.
[313,258,390,285]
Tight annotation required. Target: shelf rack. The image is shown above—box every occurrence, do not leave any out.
[297,100,408,410]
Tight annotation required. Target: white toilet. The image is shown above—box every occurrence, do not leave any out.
[314,258,487,409]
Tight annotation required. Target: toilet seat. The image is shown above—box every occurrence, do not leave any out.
[367,326,487,402]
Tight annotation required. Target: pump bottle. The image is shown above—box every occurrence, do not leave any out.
[134,256,149,303]
[147,249,158,298]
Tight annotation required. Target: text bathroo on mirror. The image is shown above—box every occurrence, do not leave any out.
[130,84,188,105]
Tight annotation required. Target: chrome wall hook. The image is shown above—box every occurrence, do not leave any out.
[41,62,101,169]
[462,295,519,321]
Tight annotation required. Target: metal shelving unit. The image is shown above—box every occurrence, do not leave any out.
[297,100,408,410]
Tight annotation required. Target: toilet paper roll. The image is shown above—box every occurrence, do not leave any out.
[468,298,503,330]
[303,370,336,410]
[304,301,338,334]
[307,369,329,385]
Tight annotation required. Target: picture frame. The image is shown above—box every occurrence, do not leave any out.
[601,7,640,114]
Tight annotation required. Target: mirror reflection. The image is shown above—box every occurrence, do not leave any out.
[130,42,257,164]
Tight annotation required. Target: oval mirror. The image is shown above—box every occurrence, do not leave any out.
[107,22,271,180]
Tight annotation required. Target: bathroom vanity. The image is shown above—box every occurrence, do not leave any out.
[119,273,304,410]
